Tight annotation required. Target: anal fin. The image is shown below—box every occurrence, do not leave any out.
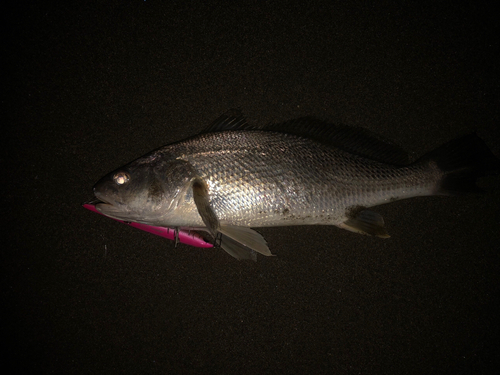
[339,210,390,238]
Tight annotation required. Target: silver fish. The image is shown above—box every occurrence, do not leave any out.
[91,111,499,260]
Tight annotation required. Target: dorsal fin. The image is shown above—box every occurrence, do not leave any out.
[264,117,410,165]
[203,109,257,133]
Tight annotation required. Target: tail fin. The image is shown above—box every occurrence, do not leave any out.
[418,134,500,195]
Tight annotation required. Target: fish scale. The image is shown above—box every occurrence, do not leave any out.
[162,130,440,227]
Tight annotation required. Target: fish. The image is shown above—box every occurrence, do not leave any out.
[88,111,500,261]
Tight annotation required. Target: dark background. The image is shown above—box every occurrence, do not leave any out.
[4,1,500,373]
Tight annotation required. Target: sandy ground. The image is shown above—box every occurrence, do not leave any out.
[4,1,500,373]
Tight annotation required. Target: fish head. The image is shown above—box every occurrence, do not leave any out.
[92,155,195,224]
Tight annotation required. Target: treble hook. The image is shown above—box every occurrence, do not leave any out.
[174,227,180,248]
[214,231,223,248]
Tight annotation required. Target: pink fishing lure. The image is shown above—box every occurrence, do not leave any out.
[83,204,213,248]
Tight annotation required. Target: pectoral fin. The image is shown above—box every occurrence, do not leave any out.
[192,178,220,234]
[339,210,390,238]
[191,177,273,261]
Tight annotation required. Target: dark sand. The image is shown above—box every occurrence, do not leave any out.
[4,1,500,373]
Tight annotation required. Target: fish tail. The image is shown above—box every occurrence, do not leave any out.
[419,133,500,195]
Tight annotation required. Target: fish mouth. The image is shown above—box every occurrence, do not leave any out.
[83,198,130,223]
[83,198,106,206]
[84,195,135,222]
[83,197,114,208]
[83,196,118,215]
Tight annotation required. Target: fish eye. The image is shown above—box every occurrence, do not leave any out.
[113,171,130,185]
